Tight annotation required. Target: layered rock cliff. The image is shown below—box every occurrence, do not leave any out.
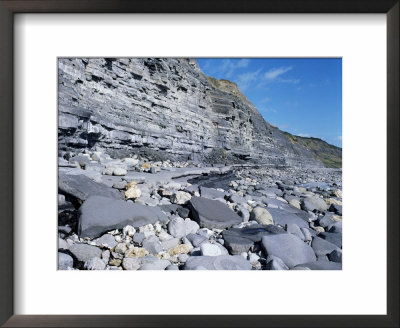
[58,58,329,167]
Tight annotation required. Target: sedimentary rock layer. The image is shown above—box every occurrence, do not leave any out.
[58,58,323,167]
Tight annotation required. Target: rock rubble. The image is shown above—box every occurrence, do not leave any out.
[58,148,342,270]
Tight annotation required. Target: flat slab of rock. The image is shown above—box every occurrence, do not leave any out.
[59,173,122,202]
[188,196,242,229]
[78,196,168,238]
[183,255,251,270]
[261,233,316,268]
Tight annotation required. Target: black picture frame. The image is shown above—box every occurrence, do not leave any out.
[0,0,398,327]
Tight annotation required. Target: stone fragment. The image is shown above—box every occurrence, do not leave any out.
[199,186,226,200]
[122,257,141,270]
[161,237,180,251]
[168,244,193,256]
[168,217,199,238]
[138,259,170,270]
[113,168,127,176]
[186,233,208,247]
[58,238,70,250]
[95,234,118,249]
[250,207,274,225]
[125,185,142,199]
[170,191,192,205]
[329,249,343,263]
[85,257,106,270]
[200,243,228,256]
[124,247,148,258]
[142,235,163,254]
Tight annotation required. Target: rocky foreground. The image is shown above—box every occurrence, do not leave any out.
[58,149,342,271]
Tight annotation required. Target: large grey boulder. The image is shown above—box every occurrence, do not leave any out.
[188,196,242,229]
[78,196,168,238]
[183,255,252,270]
[261,233,316,268]
[59,173,122,202]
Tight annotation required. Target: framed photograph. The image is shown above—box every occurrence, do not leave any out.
[0,0,398,327]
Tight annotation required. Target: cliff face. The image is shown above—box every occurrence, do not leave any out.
[58,58,326,167]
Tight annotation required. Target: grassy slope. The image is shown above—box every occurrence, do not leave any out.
[284,132,342,168]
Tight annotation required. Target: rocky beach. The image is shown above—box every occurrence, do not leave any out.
[58,58,342,270]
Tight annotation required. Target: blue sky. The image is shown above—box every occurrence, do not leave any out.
[197,58,342,147]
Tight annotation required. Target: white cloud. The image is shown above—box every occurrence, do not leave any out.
[260,96,271,103]
[235,69,261,90]
[264,66,293,81]
[219,59,250,78]
[298,133,311,137]
[280,78,300,84]
[335,135,342,141]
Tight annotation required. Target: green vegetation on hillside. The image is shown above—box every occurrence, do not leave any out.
[206,76,246,100]
[284,132,342,168]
